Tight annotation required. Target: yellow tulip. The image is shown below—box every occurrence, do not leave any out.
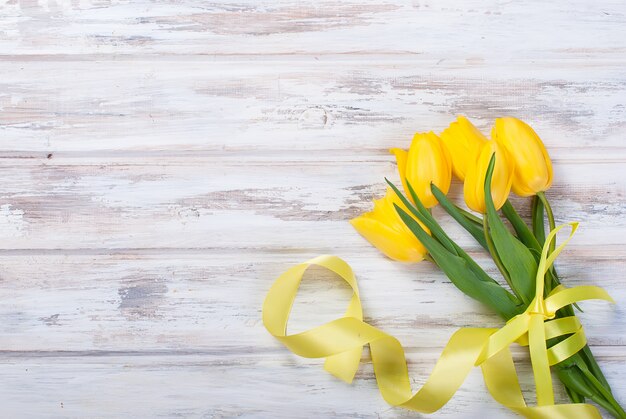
[492,117,553,197]
[350,188,429,262]
[464,141,515,213]
[390,132,452,208]
[440,116,488,181]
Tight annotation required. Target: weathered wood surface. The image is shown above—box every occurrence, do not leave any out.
[0,1,625,418]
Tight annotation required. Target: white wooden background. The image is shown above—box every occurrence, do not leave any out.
[0,1,625,418]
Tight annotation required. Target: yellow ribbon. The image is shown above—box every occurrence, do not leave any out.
[263,223,614,418]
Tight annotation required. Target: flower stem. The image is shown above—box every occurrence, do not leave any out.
[579,365,626,418]
[580,344,612,391]
[535,192,624,416]
[531,195,547,244]
[558,365,623,418]
[537,191,556,254]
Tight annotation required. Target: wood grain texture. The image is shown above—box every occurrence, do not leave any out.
[0,1,625,418]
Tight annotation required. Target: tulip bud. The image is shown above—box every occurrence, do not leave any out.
[492,117,553,197]
[390,132,452,208]
[464,141,514,213]
[350,188,428,262]
[440,116,488,181]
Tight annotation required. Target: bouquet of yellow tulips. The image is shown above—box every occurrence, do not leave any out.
[350,116,624,418]
[263,116,624,419]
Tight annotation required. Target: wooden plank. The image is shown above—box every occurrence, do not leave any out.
[0,60,624,155]
[1,349,624,418]
[0,252,623,353]
[1,248,624,414]
[1,252,623,415]
[0,0,625,417]
[0,0,624,59]
[0,159,623,250]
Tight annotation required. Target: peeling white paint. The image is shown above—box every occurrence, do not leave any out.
[0,204,26,237]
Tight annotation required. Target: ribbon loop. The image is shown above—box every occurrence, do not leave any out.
[263,224,613,418]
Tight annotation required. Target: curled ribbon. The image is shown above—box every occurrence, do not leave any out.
[263,223,614,418]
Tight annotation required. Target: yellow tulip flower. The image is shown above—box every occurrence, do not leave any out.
[350,188,429,262]
[390,132,452,208]
[440,116,488,181]
[464,141,515,213]
[492,117,553,197]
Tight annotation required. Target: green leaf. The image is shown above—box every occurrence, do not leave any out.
[430,183,488,249]
[385,178,458,255]
[453,204,483,226]
[394,204,520,319]
[389,179,511,290]
[388,177,522,313]
[484,155,538,305]
[449,240,510,287]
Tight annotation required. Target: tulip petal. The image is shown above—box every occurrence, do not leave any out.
[406,132,452,208]
[390,148,409,200]
[493,117,553,197]
[464,141,514,213]
[350,216,426,262]
[440,116,487,181]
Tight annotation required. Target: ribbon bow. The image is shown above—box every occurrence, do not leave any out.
[262,223,614,418]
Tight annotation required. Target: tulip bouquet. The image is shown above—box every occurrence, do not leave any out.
[351,116,625,418]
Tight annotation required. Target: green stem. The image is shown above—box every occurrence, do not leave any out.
[536,191,581,303]
[563,384,585,404]
[580,345,612,391]
[531,195,546,244]
[534,192,622,415]
[535,191,560,295]
[537,191,556,254]
[556,365,619,417]
[580,365,626,418]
